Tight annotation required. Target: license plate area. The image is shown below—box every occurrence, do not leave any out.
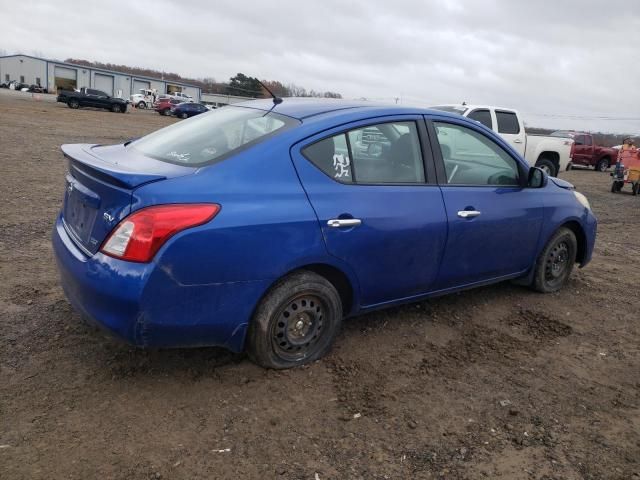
[63,176,100,247]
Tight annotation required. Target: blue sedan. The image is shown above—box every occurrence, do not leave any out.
[52,99,597,368]
[171,102,209,119]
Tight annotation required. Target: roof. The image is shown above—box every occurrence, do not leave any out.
[0,54,201,89]
[431,103,519,113]
[233,97,398,120]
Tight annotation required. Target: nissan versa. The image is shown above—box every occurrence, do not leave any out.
[52,99,597,369]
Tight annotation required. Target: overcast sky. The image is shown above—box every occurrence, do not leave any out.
[1,0,639,133]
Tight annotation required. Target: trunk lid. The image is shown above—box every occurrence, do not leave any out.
[61,143,193,255]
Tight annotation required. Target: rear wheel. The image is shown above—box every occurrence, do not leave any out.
[633,183,639,196]
[247,271,342,369]
[536,157,557,177]
[180,112,188,119]
[596,158,609,172]
[531,227,577,293]
[67,99,79,109]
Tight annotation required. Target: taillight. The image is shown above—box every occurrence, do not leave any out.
[569,141,575,159]
[100,204,220,262]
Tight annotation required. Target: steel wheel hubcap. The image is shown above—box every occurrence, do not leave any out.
[546,241,569,280]
[272,294,325,358]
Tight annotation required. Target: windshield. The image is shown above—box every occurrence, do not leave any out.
[430,105,468,115]
[130,107,298,166]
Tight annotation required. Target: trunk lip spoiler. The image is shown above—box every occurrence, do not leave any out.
[61,143,170,190]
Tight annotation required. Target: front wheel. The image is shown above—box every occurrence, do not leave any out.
[596,159,609,172]
[67,99,79,109]
[247,271,342,369]
[137,101,146,109]
[180,112,188,119]
[633,183,639,196]
[531,227,577,293]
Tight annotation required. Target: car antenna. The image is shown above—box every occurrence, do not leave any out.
[257,79,283,105]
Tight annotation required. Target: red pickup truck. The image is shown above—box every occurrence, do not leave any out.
[550,131,618,171]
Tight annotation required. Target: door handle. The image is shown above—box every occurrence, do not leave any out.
[327,218,362,228]
[457,210,481,218]
[513,139,523,144]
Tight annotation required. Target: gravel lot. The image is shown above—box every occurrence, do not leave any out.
[1,89,639,479]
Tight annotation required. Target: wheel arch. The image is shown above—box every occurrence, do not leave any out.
[302,263,355,315]
[599,155,612,166]
[536,151,560,172]
[560,220,587,265]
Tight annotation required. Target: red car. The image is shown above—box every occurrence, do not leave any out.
[551,131,618,171]
[154,97,183,116]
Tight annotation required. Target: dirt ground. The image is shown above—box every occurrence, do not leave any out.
[1,89,639,480]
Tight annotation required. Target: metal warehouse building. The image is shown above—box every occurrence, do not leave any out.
[0,54,201,101]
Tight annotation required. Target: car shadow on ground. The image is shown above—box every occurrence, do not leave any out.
[81,281,532,381]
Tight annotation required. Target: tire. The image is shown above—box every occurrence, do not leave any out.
[531,227,577,293]
[162,109,171,116]
[536,157,557,177]
[633,183,639,196]
[111,103,124,113]
[67,99,79,109]
[596,158,609,172]
[247,271,342,369]
[611,182,618,193]
[180,112,188,119]
[137,101,146,109]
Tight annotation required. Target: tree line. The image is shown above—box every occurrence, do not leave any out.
[64,59,341,99]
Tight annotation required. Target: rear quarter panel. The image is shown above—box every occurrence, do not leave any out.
[128,135,363,349]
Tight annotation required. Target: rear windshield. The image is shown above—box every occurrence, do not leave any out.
[550,131,575,138]
[130,106,298,166]
[430,105,468,115]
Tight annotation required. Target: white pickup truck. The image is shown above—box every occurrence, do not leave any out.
[430,104,573,177]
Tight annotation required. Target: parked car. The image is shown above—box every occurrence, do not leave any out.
[550,131,618,171]
[57,88,128,113]
[52,99,597,369]
[171,102,209,119]
[27,84,47,93]
[430,104,574,177]
[170,91,193,102]
[9,81,29,91]
[154,97,183,115]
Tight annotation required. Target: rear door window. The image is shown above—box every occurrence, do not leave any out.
[467,109,492,129]
[302,121,425,184]
[495,111,520,134]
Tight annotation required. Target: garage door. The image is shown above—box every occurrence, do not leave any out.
[94,73,114,96]
[133,79,150,93]
[54,66,77,92]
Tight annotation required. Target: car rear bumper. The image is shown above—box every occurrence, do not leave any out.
[52,215,269,352]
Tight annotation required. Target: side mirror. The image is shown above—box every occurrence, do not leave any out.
[527,167,547,188]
